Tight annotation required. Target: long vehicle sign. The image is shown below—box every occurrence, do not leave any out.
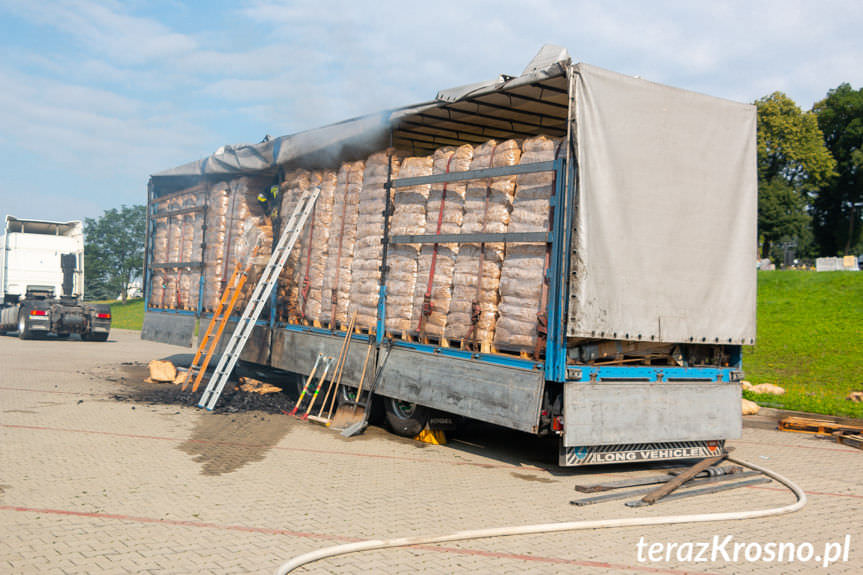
[561,441,723,466]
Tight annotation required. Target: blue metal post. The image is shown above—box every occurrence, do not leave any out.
[375,153,394,345]
[144,179,154,312]
[195,181,208,319]
[545,158,568,383]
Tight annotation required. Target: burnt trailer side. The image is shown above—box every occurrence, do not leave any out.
[142,50,754,466]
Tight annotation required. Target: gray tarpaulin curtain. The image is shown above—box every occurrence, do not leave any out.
[569,63,757,344]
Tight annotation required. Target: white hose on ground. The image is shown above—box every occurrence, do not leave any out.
[275,457,806,574]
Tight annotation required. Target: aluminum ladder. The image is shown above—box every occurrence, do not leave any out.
[198,186,320,410]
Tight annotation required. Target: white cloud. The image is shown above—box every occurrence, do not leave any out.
[2,0,197,65]
[1,0,862,227]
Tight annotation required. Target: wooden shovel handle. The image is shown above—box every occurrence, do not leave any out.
[641,447,734,505]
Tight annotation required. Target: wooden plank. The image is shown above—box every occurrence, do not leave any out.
[833,432,863,450]
[572,471,760,506]
[626,477,771,507]
[639,448,732,505]
[779,416,863,436]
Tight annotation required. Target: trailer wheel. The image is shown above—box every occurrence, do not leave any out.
[17,311,32,340]
[337,385,385,425]
[338,384,361,405]
[384,399,429,437]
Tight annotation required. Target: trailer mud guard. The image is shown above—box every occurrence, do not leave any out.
[377,347,545,434]
[560,381,741,465]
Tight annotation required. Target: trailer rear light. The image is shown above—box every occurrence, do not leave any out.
[30,310,48,316]
[97,313,111,319]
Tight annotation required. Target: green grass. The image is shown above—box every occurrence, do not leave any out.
[742,271,863,418]
[91,298,145,330]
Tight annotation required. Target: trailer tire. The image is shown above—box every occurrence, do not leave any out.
[384,399,429,437]
[337,386,385,425]
[17,311,32,340]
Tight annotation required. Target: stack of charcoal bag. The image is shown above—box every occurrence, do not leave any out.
[350,151,401,332]
[321,161,364,328]
[201,181,231,311]
[176,185,206,311]
[447,140,521,349]
[200,177,269,312]
[230,177,272,311]
[162,196,182,309]
[494,136,561,352]
[149,198,172,308]
[277,170,318,321]
[291,170,336,324]
[385,155,433,335]
[410,145,473,340]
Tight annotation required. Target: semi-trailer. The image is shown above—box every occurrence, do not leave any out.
[142,47,755,465]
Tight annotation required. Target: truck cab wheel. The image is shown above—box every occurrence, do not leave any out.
[17,312,32,340]
[384,399,429,437]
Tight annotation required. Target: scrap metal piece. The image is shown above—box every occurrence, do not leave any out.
[575,465,742,493]
[571,471,761,506]
[625,477,771,508]
[639,448,732,505]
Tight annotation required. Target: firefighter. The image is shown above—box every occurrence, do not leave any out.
[256,184,280,219]
[257,183,281,247]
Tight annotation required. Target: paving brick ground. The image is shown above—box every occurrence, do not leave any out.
[1,329,860,574]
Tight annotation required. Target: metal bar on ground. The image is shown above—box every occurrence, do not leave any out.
[625,477,772,508]
[572,471,761,506]
[639,449,732,505]
[574,465,743,493]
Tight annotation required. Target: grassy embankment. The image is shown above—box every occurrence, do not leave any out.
[743,271,862,419]
[103,272,862,417]
[103,298,145,330]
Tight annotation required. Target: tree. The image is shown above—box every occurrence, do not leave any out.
[755,92,836,259]
[813,83,863,255]
[84,205,146,302]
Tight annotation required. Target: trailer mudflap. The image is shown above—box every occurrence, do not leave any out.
[562,381,741,448]
[378,346,545,433]
[271,329,374,389]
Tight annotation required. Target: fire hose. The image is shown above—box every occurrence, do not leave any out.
[275,456,806,574]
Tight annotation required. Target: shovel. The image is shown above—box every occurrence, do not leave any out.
[340,342,392,437]
[309,311,356,425]
[331,340,373,429]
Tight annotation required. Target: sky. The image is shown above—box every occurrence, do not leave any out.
[1,0,861,228]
